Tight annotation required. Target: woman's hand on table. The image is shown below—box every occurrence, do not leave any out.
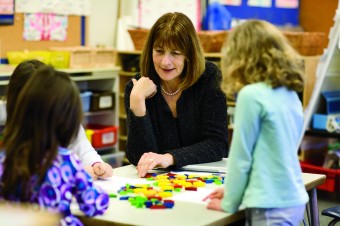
[136,152,174,177]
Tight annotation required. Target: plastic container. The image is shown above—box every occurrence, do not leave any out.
[101,151,125,168]
[322,91,340,114]
[300,161,340,192]
[50,51,70,68]
[90,91,115,111]
[28,51,51,65]
[312,114,328,130]
[85,124,118,148]
[50,46,94,68]
[6,51,30,66]
[80,91,92,112]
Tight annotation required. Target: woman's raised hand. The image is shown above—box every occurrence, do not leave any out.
[130,78,157,116]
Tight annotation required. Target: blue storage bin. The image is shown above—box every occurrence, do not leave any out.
[80,91,92,112]
[322,91,340,114]
[312,114,328,130]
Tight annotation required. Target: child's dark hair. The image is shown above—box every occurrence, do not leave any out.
[5,59,46,123]
[1,66,82,201]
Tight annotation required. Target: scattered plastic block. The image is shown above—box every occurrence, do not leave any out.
[109,193,117,198]
[119,196,130,200]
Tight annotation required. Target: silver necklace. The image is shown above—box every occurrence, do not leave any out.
[160,85,181,96]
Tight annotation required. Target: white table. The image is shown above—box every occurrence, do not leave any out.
[74,165,326,226]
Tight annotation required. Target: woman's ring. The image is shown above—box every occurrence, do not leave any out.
[149,158,154,162]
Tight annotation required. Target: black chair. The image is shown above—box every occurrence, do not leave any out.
[322,206,340,226]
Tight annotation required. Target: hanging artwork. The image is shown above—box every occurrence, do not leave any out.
[247,0,272,8]
[211,0,241,6]
[0,0,14,25]
[16,0,90,16]
[275,0,299,9]
[0,0,13,14]
[23,13,68,41]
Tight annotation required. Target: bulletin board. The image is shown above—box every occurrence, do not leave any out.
[0,13,87,59]
[210,0,299,26]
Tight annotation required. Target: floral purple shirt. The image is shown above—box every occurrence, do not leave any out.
[0,147,109,226]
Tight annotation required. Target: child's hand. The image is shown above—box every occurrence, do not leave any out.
[203,187,224,201]
[84,165,97,179]
[92,162,113,179]
[207,199,224,211]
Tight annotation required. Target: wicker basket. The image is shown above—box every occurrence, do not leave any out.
[197,31,228,53]
[128,29,149,51]
[283,31,326,56]
[128,29,229,53]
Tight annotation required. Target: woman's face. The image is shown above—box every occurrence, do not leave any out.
[152,47,185,82]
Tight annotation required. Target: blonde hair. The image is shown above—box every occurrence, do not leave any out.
[140,12,205,90]
[221,20,304,99]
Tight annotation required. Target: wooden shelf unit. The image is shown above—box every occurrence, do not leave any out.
[0,65,121,153]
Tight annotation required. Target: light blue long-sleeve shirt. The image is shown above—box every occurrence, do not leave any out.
[222,82,309,213]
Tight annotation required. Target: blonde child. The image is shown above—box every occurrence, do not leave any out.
[204,20,309,225]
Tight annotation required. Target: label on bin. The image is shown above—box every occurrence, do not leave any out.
[102,132,114,144]
[99,96,112,109]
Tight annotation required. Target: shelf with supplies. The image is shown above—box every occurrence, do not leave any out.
[299,6,340,193]
[0,65,121,153]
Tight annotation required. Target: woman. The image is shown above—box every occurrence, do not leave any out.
[125,12,229,177]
